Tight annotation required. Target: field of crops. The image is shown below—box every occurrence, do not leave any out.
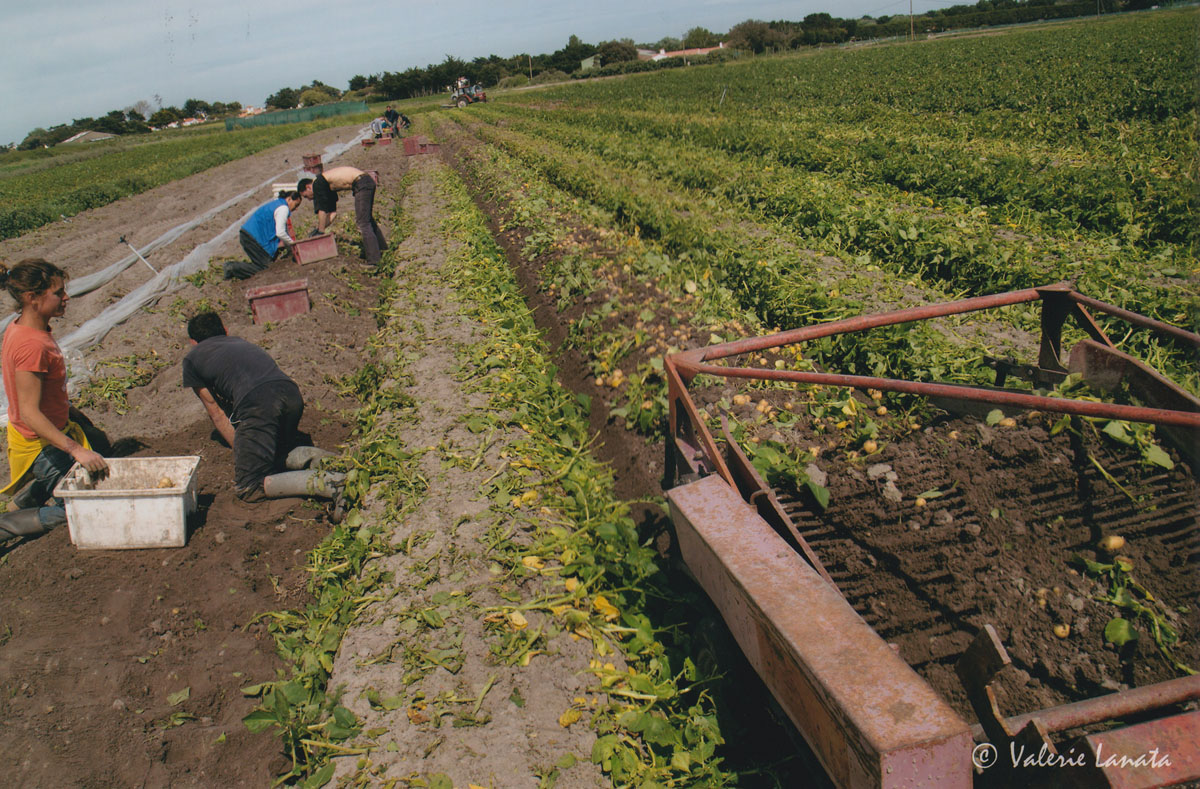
[423,9,1198,778]
[0,112,376,241]
[442,10,1196,406]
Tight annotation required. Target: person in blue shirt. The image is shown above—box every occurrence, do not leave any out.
[223,180,312,280]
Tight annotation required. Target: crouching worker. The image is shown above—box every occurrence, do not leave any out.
[182,312,343,507]
[223,182,311,280]
[299,167,386,265]
[0,260,110,542]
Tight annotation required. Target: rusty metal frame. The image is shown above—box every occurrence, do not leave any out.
[668,474,974,788]
[663,285,1200,787]
[667,283,1200,490]
[958,625,1200,757]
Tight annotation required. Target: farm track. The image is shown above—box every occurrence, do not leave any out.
[325,153,610,786]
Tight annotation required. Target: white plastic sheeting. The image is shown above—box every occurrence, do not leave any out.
[0,132,367,425]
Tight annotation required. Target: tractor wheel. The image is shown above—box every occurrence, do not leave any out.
[456,97,469,108]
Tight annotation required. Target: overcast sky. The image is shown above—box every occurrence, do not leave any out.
[3,0,944,145]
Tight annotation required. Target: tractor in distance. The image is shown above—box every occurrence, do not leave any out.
[451,76,487,107]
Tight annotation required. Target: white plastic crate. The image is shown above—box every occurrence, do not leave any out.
[53,456,200,549]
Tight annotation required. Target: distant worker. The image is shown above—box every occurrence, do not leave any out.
[299,167,386,265]
[182,312,343,507]
[370,116,388,139]
[384,105,402,138]
[224,182,311,280]
[0,259,110,542]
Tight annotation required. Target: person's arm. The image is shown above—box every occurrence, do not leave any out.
[13,370,108,473]
[274,204,293,246]
[192,387,236,447]
[317,210,337,233]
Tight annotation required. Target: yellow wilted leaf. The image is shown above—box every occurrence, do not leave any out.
[519,650,541,667]
[559,708,582,727]
[564,577,579,592]
[550,605,570,616]
[593,595,620,621]
[521,490,540,505]
[508,611,528,630]
[561,549,577,564]
[522,556,545,570]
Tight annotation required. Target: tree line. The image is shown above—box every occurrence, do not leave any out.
[314,0,1158,104]
[11,0,1162,149]
[15,98,242,151]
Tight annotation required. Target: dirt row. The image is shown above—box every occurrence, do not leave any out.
[0,126,388,787]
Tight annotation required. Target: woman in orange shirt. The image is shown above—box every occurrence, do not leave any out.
[0,259,108,541]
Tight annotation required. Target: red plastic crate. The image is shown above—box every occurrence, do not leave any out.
[302,153,322,173]
[404,136,439,156]
[291,234,337,264]
[361,138,375,148]
[377,137,392,145]
[246,279,310,324]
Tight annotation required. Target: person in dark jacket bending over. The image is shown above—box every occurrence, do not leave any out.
[384,105,403,138]
[182,312,342,505]
[299,167,385,265]
[224,182,311,280]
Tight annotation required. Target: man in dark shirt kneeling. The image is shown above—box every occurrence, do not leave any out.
[182,312,342,507]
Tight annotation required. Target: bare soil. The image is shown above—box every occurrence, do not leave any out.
[0,125,389,787]
[692,383,1200,724]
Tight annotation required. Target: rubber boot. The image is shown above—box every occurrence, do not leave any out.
[284,446,336,471]
[0,508,56,541]
[11,481,38,510]
[262,469,345,500]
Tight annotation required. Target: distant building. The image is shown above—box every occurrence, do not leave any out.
[641,42,726,61]
[61,130,117,144]
[580,55,599,71]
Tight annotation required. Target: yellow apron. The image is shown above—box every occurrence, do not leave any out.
[2,421,90,497]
